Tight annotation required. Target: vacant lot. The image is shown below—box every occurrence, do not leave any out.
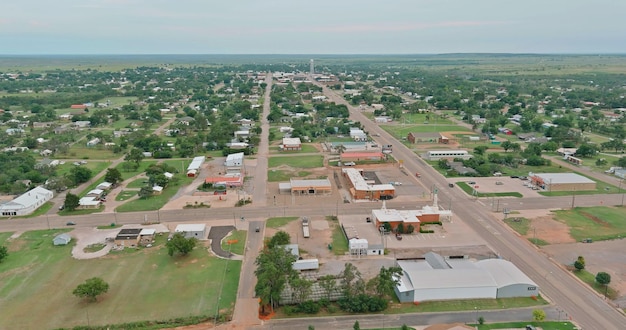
[553,206,626,241]
[268,155,324,168]
[0,229,240,329]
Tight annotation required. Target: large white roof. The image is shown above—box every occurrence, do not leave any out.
[187,156,206,171]
[175,224,206,232]
[289,178,331,188]
[342,168,395,192]
[476,259,537,288]
[282,137,301,145]
[534,172,595,184]
[0,186,53,211]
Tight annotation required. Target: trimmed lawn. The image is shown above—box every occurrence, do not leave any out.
[59,205,105,216]
[0,232,13,243]
[116,176,194,212]
[387,296,547,314]
[115,190,137,201]
[456,182,523,198]
[55,161,111,179]
[0,229,241,330]
[572,269,619,299]
[266,217,298,229]
[268,155,323,168]
[267,170,312,182]
[329,217,349,255]
[64,146,118,160]
[115,161,158,181]
[127,178,148,188]
[553,206,626,241]
[476,321,576,330]
[381,124,471,139]
[221,230,247,255]
[503,217,530,236]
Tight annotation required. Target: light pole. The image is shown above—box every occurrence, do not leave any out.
[619,179,624,206]
[474,306,477,324]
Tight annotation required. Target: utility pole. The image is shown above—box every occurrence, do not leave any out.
[571,187,576,209]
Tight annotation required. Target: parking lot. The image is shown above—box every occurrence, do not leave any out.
[454,176,545,197]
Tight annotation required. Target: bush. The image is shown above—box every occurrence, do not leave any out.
[282,305,297,315]
[338,294,388,313]
[297,301,320,314]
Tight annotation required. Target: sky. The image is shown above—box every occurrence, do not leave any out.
[1,0,625,55]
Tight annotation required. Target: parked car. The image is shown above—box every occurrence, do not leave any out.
[468,181,476,185]
[510,175,519,178]
[448,183,454,188]
[582,238,593,243]
[58,205,65,210]
[343,161,356,166]
[415,172,421,178]
[495,181,504,185]
[255,227,260,233]
[395,233,402,240]
[66,221,76,226]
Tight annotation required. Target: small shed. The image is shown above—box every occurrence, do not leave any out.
[53,233,72,246]
[175,224,207,240]
[349,238,368,258]
[96,182,113,190]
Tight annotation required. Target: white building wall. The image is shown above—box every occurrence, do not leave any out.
[414,286,496,302]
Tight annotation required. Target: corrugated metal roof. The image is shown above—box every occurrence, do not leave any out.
[534,172,595,184]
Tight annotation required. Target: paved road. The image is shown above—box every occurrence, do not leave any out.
[250,72,272,207]
[313,81,625,329]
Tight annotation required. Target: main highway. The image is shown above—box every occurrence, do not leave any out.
[313,81,625,329]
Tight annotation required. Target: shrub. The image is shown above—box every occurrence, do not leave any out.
[338,294,387,313]
[297,300,320,314]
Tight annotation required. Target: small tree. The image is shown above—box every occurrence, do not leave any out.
[532,309,546,321]
[478,316,485,325]
[406,224,415,234]
[73,277,109,302]
[64,192,80,211]
[104,168,123,186]
[574,256,585,271]
[165,233,197,256]
[596,271,611,296]
[267,230,290,248]
[138,186,153,199]
[0,245,8,263]
[353,320,360,330]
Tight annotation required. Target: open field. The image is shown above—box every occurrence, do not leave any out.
[266,217,298,229]
[267,170,312,182]
[116,176,194,212]
[0,229,240,329]
[572,269,619,300]
[268,155,324,168]
[381,124,472,140]
[476,321,576,330]
[55,161,111,179]
[221,230,247,255]
[552,207,626,241]
[115,161,158,180]
[457,182,523,198]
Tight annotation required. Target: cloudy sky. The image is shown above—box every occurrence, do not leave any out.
[1,0,625,54]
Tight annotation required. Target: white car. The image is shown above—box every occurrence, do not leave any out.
[343,161,356,166]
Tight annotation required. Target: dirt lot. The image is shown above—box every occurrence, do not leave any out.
[512,209,626,304]
[455,176,544,198]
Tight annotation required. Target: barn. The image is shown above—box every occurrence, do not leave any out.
[530,173,596,192]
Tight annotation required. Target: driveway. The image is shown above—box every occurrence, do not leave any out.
[208,225,236,258]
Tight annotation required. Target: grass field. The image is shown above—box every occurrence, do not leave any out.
[503,217,530,236]
[387,296,547,314]
[63,146,118,160]
[456,182,523,198]
[115,161,157,180]
[266,217,298,228]
[221,230,247,255]
[127,178,148,188]
[0,229,241,329]
[380,124,471,139]
[0,232,13,243]
[115,190,137,201]
[55,161,111,179]
[572,269,619,300]
[328,216,349,255]
[476,321,576,330]
[268,155,324,168]
[267,170,312,182]
[552,206,626,241]
[116,176,194,212]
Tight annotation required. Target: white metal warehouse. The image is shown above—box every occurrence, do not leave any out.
[395,253,538,303]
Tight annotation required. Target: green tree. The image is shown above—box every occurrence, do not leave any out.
[341,263,365,296]
[334,144,347,154]
[501,141,513,152]
[596,272,611,286]
[165,233,197,256]
[104,168,123,186]
[576,144,597,158]
[366,266,403,298]
[64,192,80,211]
[478,316,485,325]
[70,166,92,185]
[574,256,585,271]
[474,145,488,156]
[73,277,109,302]
[532,309,546,321]
[124,148,145,164]
[353,321,360,330]
[138,186,153,199]
[290,276,313,304]
[318,274,338,301]
[0,245,7,263]
[267,230,291,248]
[255,245,298,313]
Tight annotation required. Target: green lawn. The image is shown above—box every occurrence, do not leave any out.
[267,170,312,182]
[268,155,324,168]
[0,229,241,329]
[456,182,523,198]
[552,206,626,241]
[116,176,194,212]
[266,217,298,229]
[387,296,547,314]
[503,217,530,236]
[380,124,471,139]
[59,205,105,216]
[63,146,118,160]
[115,161,158,181]
[0,232,13,243]
[329,217,349,255]
[221,230,247,255]
[572,269,619,299]
[55,161,111,179]
[115,190,137,201]
[476,321,576,330]
[127,178,148,188]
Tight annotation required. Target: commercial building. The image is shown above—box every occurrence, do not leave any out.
[340,152,384,162]
[407,132,448,144]
[0,186,54,216]
[394,252,538,303]
[342,168,395,200]
[224,152,244,173]
[370,195,452,232]
[175,224,207,240]
[205,173,244,188]
[280,137,302,151]
[530,173,596,192]
[278,178,332,195]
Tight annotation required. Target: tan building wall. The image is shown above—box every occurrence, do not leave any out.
[549,182,596,192]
